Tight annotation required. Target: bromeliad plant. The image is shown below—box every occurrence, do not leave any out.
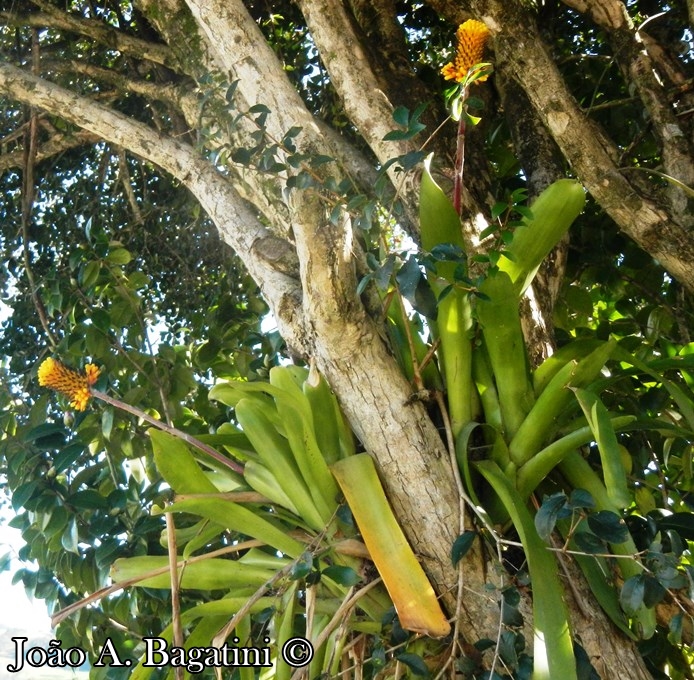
[37,358,451,678]
[370,85,694,680]
[360,19,694,678]
[380,161,590,679]
[378,156,694,679]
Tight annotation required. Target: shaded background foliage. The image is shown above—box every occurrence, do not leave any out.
[0,0,692,678]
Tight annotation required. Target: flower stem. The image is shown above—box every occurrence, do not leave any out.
[453,87,469,216]
[91,389,244,475]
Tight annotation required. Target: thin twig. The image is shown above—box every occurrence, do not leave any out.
[90,389,244,474]
[151,337,183,678]
[21,29,57,348]
[309,578,383,657]
[433,390,466,679]
[51,539,264,626]
[418,336,441,375]
[395,290,424,391]
[499,536,647,561]
[117,146,144,225]
[211,558,297,649]
[165,510,185,680]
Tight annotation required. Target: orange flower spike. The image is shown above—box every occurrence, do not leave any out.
[441,19,491,83]
[84,363,101,386]
[38,358,100,411]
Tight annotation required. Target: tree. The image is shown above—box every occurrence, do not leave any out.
[0,1,693,678]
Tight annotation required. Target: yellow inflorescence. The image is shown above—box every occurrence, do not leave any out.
[441,19,491,83]
[38,358,100,411]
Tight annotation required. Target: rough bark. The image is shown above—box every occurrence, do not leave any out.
[561,0,694,223]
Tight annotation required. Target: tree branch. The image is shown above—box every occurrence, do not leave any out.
[0,127,99,172]
[295,0,422,223]
[49,59,197,109]
[493,17,694,292]
[149,0,378,196]
[136,0,382,238]
[182,0,318,142]
[0,62,305,346]
[561,0,694,221]
[1,1,176,68]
